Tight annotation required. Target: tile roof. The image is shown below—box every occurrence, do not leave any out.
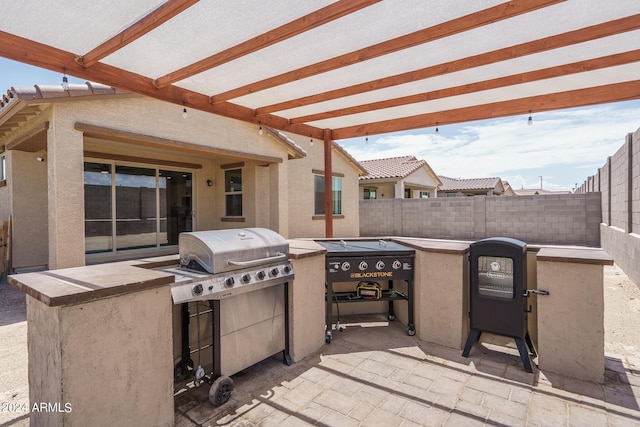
[359,156,429,180]
[438,175,502,192]
[1,82,128,111]
[514,188,572,196]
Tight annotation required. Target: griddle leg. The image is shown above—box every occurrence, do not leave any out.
[387,280,396,321]
[407,279,415,336]
[514,337,534,373]
[325,281,333,344]
[462,329,482,357]
[283,282,292,366]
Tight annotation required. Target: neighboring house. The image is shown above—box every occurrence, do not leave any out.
[359,156,441,199]
[502,181,516,196]
[514,188,571,196]
[438,176,507,197]
[0,83,364,272]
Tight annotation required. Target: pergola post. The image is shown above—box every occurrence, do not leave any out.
[323,128,333,238]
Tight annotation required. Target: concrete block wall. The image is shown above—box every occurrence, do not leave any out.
[633,133,640,232]
[580,127,640,287]
[609,141,630,231]
[360,193,601,246]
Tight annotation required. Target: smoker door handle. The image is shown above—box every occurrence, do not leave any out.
[227,252,287,267]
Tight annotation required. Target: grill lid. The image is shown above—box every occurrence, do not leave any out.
[179,228,289,274]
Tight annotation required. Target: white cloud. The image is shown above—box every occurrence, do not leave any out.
[340,102,640,190]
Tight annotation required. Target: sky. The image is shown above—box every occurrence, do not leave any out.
[2,57,638,192]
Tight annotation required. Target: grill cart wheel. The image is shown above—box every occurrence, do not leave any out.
[209,375,234,406]
[388,314,396,321]
[407,326,415,336]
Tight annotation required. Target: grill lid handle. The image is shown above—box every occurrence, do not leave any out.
[227,252,287,267]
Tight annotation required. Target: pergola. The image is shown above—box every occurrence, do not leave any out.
[1,0,639,236]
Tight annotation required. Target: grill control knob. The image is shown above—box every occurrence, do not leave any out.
[192,284,203,295]
[225,277,235,288]
[392,260,402,269]
[241,273,251,284]
[283,264,292,274]
[376,260,385,270]
[359,261,368,271]
[270,267,279,277]
[341,262,350,271]
[256,271,266,280]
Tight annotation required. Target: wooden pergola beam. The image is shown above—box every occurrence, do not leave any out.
[0,31,326,140]
[212,0,566,103]
[153,0,381,88]
[330,80,640,140]
[78,0,200,67]
[290,49,640,124]
[258,14,640,116]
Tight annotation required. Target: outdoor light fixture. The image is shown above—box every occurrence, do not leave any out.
[527,110,533,126]
[435,122,439,135]
[182,107,188,119]
[310,137,314,147]
[36,156,45,162]
[207,179,213,187]
[61,67,69,91]
[365,132,369,144]
[258,123,263,135]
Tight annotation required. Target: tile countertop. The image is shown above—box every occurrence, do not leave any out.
[8,264,174,307]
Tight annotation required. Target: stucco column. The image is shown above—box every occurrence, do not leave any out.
[269,161,289,237]
[47,118,85,268]
[394,180,404,199]
[536,248,613,383]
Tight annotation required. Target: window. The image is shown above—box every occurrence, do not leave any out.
[419,191,430,198]
[446,193,457,197]
[0,155,6,181]
[84,162,192,254]
[224,168,243,217]
[314,175,342,215]
[404,188,412,198]
[363,188,377,200]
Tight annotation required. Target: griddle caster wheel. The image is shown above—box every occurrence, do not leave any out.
[209,375,234,407]
[388,314,396,321]
[325,332,332,344]
[407,326,416,336]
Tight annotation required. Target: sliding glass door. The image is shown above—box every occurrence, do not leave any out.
[84,161,192,255]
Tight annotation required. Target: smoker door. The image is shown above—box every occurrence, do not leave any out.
[469,240,527,339]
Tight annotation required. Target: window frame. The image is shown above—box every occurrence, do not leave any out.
[314,174,342,216]
[84,158,194,258]
[223,168,243,218]
[0,154,6,182]
[363,188,377,200]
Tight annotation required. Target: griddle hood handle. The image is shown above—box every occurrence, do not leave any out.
[227,252,287,267]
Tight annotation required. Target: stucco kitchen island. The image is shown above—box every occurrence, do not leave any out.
[8,237,613,426]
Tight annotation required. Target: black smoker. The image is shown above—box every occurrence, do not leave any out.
[462,237,548,373]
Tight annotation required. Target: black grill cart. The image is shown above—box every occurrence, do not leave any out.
[317,240,415,344]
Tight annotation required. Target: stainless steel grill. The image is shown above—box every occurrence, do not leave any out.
[167,228,294,406]
[171,228,293,303]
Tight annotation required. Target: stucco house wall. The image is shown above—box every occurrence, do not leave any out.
[358,157,440,200]
[0,89,362,270]
[286,133,360,238]
[402,166,440,198]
